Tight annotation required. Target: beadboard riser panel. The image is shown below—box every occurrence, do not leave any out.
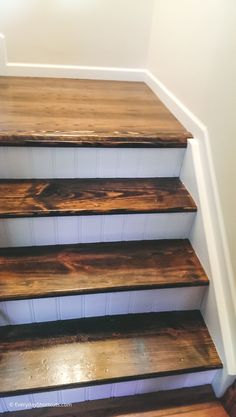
[0,213,195,248]
[0,287,205,326]
[0,147,185,179]
[0,370,218,413]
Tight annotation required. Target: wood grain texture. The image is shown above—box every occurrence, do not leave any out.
[0,239,208,301]
[0,311,222,396]
[0,178,196,218]
[222,380,236,417]
[0,77,191,147]
[0,386,228,417]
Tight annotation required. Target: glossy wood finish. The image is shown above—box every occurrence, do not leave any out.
[1,386,228,417]
[0,311,222,396]
[0,239,208,301]
[222,380,236,417]
[0,77,192,147]
[0,178,196,218]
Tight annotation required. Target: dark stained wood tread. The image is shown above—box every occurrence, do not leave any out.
[0,239,208,301]
[0,178,196,218]
[222,380,236,417]
[0,77,192,147]
[1,386,228,417]
[0,311,222,396]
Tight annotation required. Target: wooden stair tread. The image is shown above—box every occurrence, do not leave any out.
[0,177,196,218]
[0,77,192,148]
[0,311,222,396]
[0,239,208,301]
[0,386,228,417]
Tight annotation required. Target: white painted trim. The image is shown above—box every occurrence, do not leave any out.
[0,147,185,179]
[145,71,206,139]
[0,213,195,248]
[144,71,236,382]
[0,287,206,326]
[0,33,145,81]
[0,30,234,393]
[6,62,145,81]
[180,141,235,396]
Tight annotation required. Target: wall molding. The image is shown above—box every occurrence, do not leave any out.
[6,63,145,81]
[0,33,145,81]
[145,71,236,392]
[0,29,235,394]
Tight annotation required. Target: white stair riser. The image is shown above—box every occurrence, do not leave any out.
[0,147,185,179]
[0,287,206,326]
[0,213,195,248]
[0,370,218,413]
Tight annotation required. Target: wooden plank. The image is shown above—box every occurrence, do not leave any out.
[0,311,222,396]
[0,178,196,218]
[0,239,208,301]
[0,77,192,147]
[222,379,236,417]
[0,386,228,416]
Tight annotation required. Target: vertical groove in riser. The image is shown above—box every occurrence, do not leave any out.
[0,148,185,179]
[0,287,206,326]
[0,371,218,413]
[0,213,195,248]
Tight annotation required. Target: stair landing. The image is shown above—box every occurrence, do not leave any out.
[0,77,191,147]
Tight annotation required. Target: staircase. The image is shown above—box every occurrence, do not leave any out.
[0,77,227,416]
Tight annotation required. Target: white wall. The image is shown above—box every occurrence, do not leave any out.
[0,0,235,281]
[148,0,236,281]
[0,1,235,275]
[0,0,154,67]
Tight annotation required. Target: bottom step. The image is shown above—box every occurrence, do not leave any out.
[0,311,222,397]
[0,386,228,416]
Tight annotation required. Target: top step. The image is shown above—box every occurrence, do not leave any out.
[0,78,192,148]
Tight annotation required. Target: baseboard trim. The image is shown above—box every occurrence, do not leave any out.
[145,71,206,139]
[0,33,145,81]
[145,71,236,385]
[0,29,235,391]
[6,62,145,81]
